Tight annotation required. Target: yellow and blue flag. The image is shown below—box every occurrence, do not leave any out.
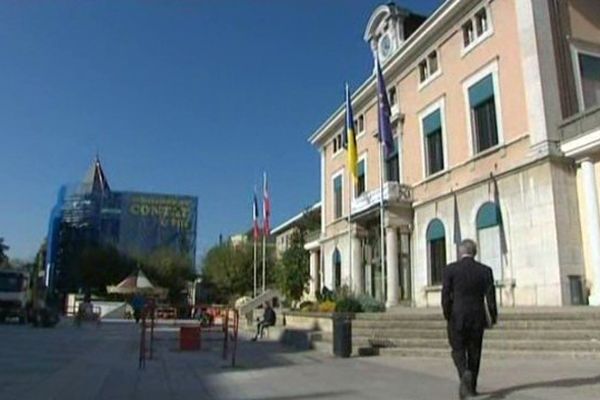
[344,83,358,184]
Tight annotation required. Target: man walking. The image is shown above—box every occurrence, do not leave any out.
[442,239,497,399]
[251,301,276,341]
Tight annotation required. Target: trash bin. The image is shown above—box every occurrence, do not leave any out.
[332,314,352,358]
[569,275,585,305]
[180,326,201,350]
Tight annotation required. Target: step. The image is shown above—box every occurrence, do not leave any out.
[352,320,447,329]
[357,309,600,322]
[318,334,600,352]
[310,338,370,357]
[359,337,600,352]
[352,319,600,330]
[351,328,600,341]
[378,347,600,359]
[311,339,333,355]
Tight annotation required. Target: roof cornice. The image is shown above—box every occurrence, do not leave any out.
[271,202,321,235]
[308,0,470,147]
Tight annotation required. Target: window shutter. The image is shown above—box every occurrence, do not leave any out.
[476,202,500,229]
[469,74,494,107]
[426,219,445,241]
[423,109,442,136]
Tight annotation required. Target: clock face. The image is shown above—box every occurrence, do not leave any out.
[379,33,393,59]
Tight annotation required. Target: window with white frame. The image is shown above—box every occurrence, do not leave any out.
[418,50,440,84]
[385,137,400,182]
[333,174,343,219]
[356,158,366,197]
[468,74,499,153]
[575,51,600,110]
[355,114,365,134]
[332,133,344,154]
[389,87,397,107]
[422,108,445,175]
[426,219,446,285]
[462,6,491,50]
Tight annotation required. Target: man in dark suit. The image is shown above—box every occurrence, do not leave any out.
[442,239,497,399]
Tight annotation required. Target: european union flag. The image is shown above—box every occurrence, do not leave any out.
[375,56,394,156]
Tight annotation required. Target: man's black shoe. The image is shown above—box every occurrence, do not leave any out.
[459,371,474,399]
[251,337,257,342]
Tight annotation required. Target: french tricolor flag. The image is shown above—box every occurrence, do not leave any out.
[253,191,260,240]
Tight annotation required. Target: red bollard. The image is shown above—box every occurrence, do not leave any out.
[180,326,201,351]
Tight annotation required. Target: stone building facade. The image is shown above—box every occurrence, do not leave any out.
[307,0,600,307]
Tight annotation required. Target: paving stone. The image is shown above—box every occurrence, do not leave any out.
[1,319,599,400]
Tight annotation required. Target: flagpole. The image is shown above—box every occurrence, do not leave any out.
[253,236,257,298]
[348,172,353,292]
[262,172,269,293]
[262,232,266,293]
[345,83,353,292]
[378,142,386,302]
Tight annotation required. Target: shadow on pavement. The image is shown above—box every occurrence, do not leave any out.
[241,390,355,400]
[216,336,324,372]
[481,374,600,399]
[153,327,324,374]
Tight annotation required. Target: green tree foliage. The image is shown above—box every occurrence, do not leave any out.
[296,206,321,233]
[140,248,197,304]
[201,241,275,303]
[275,230,310,302]
[78,245,136,294]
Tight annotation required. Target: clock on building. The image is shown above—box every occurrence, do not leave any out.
[379,32,394,60]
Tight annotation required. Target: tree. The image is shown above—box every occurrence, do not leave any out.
[78,245,136,294]
[0,237,9,267]
[275,230,310,302]
[201,241,275,303]
[140,248,197,304]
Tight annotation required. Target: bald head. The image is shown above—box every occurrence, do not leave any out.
[459,239,477,258]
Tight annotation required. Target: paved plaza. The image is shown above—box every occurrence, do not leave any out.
[1,320,599,400]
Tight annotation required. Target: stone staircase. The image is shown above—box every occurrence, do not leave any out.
[311,307,600,359]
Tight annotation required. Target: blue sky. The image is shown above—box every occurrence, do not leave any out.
[0,0,441,262]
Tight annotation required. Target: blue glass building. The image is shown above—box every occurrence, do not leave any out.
[45,157,198,293]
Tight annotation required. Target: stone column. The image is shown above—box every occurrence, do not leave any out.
[352,235,363,295]
[386,225,399,307]
[309,250,320,300]
[581,159,600,305]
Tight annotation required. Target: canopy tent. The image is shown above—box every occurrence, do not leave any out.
[107,269,167,297]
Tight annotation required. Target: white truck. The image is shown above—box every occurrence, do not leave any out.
[0,269,29,323]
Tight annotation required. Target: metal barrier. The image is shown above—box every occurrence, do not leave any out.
[138,301,155,369]
[137,304,239,369]
[191,304,240,367]
[222,308,239,367]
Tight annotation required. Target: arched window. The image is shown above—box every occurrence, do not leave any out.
[476,202,502,280]
[426,219,446,285]
[332,248,342,289]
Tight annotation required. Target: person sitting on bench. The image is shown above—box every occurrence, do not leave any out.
[251,301,276,341]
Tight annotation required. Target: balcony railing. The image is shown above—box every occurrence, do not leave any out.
[351,181,412,216]
[304,229,321,244]
[559,105,600,142]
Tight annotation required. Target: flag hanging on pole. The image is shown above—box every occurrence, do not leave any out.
[253,190,260,240]
[344,83,358,184]
[263,172,271,236]
[453,191,462,259]
[491,173,508,256]
[375,55,394,156]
